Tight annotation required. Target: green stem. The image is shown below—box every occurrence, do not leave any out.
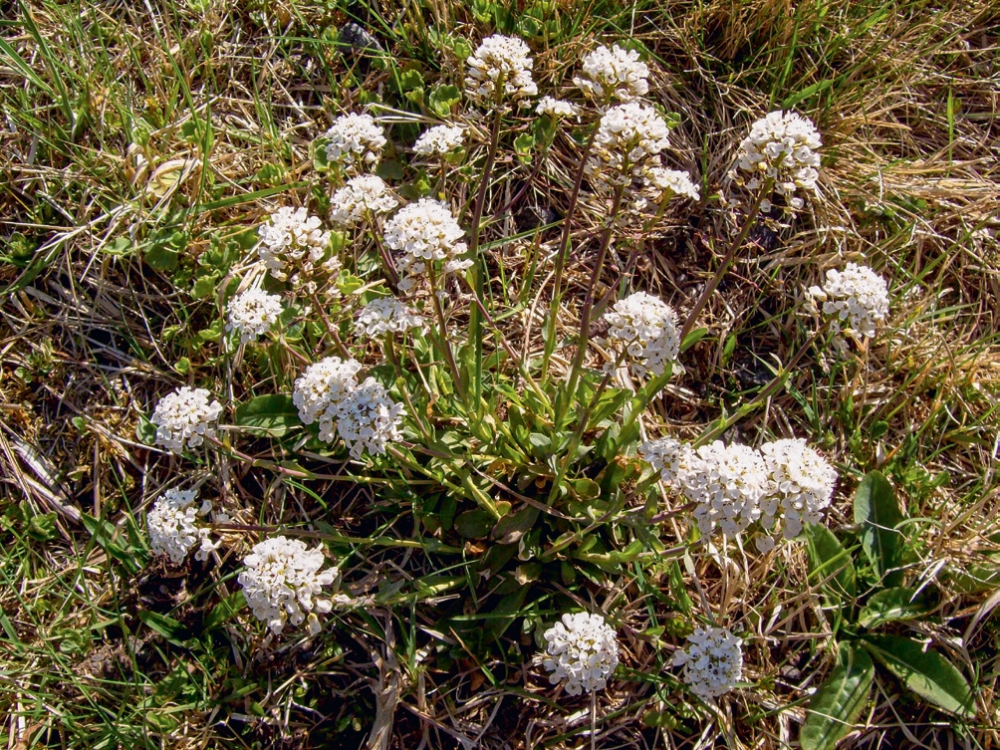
[679,179,773,342]
[469,109,504,410]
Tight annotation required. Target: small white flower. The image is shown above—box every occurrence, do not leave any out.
[643,167,700,203]
[542,612,619,696]
[535,96,578,118]
[148,488,204,564]
[807,263,889,338]
[574,44,649,103]
[323,112,387,173]
[257,206,336,286]
[673,626,743,699]
[760,438,837,540]
[638,436,693,486]
[465,34,538,104]
[413,125,466,156]
[292,357,362,443]
[238,536,338,636]
[587,102,671,185]
[383,198,471,291]
[354,297,424,337]
[689,442,770,537]
[335,377,404,459]
[603,292,680,378]
[226,288,283,343]
[151,387,223,453]
[329,175,399,226]
[735,110,821,205]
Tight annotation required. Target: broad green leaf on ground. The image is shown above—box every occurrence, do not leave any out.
[806,523,857,602]
[801,642,874,750]
[853,471,904,580]
[455,508,493,538]
[862,635,976,717]
[858,587,931,628]
[234,395,300,437]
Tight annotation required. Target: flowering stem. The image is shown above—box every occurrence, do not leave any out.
[610,367,674,456]
[469,108,504,409]
[370,220,400,291]
[541,129,597,381]
[213,522,463,554]
[427,267,467,403]
[309,291,351,360]
[679,180,772,342]
[559,182,627,429]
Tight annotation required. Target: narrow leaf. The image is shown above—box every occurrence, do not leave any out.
[806,523,856,602]
[862,635,976,718]
[801,642,874,750]
[858,587,930,629]
[853,471,904,580]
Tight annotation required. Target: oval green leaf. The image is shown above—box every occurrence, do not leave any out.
[801,642,874,750]
[858,587,930,629]
[853,471,904,581]
[235,395,299,437]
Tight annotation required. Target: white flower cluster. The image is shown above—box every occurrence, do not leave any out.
[292,357,362,443]
[735,110,822,210]
[354,297,424,337]
[238,536,338,636]
[673,626,743,699]
[323,112,387,173]
[383,198,472,292]
[759,439,837,546]
[603,291,680,378]
[587,102,671,185]
[638,436,838,546]
[535,96,578,118]
[413,125,466,156]
[574,44,649,103]
[226,288,283,343]
[257,206,335,285]
[465,34,538,104]
[292,357,405,456]
[152,387,223,452]
[807,263,890,338]
[644,167,700,203]
[147,488,225,564]
[542,612,620,696]
[336,377,405,458]
[329,175,399,226]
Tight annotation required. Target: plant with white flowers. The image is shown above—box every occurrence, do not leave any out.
[413,125,466,157]
[602,292,680,378]
[587,102,671,185]
[673,625,743,699]
[151,387,223,453]
[542,612,620,695]
[238,536,338,636]
[354,297,424,337]
[226,288,283,343]
[292,357,362,443]
[147,487,226,564]
[383,198,472,292]
[807,263,890,338]
[535,96,578,119]
[735,110,821,211]
[643,167,701,204]
[323,112,387,174]
[574,44,649,103]
[335,377,404,458]
[758,439,837,549]
[465,34,537,105]
[329,175,399,226]
[257,206,336,288]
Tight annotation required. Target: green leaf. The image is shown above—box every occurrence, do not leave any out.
[801,642,874,750]
[138,610,188,646]
[204,591,246,630]
[234,395,299,437]
[144,243,178,272]
[861,635,976,717]
[399,69,424,91]
[455,508,493,538]
[429,84,461,117]
[513,133,535,164]
[854,471,904,580]
[491,505,539,544]
[805,523,856,602]
[858,587,930,629]
[27,512,58,541]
